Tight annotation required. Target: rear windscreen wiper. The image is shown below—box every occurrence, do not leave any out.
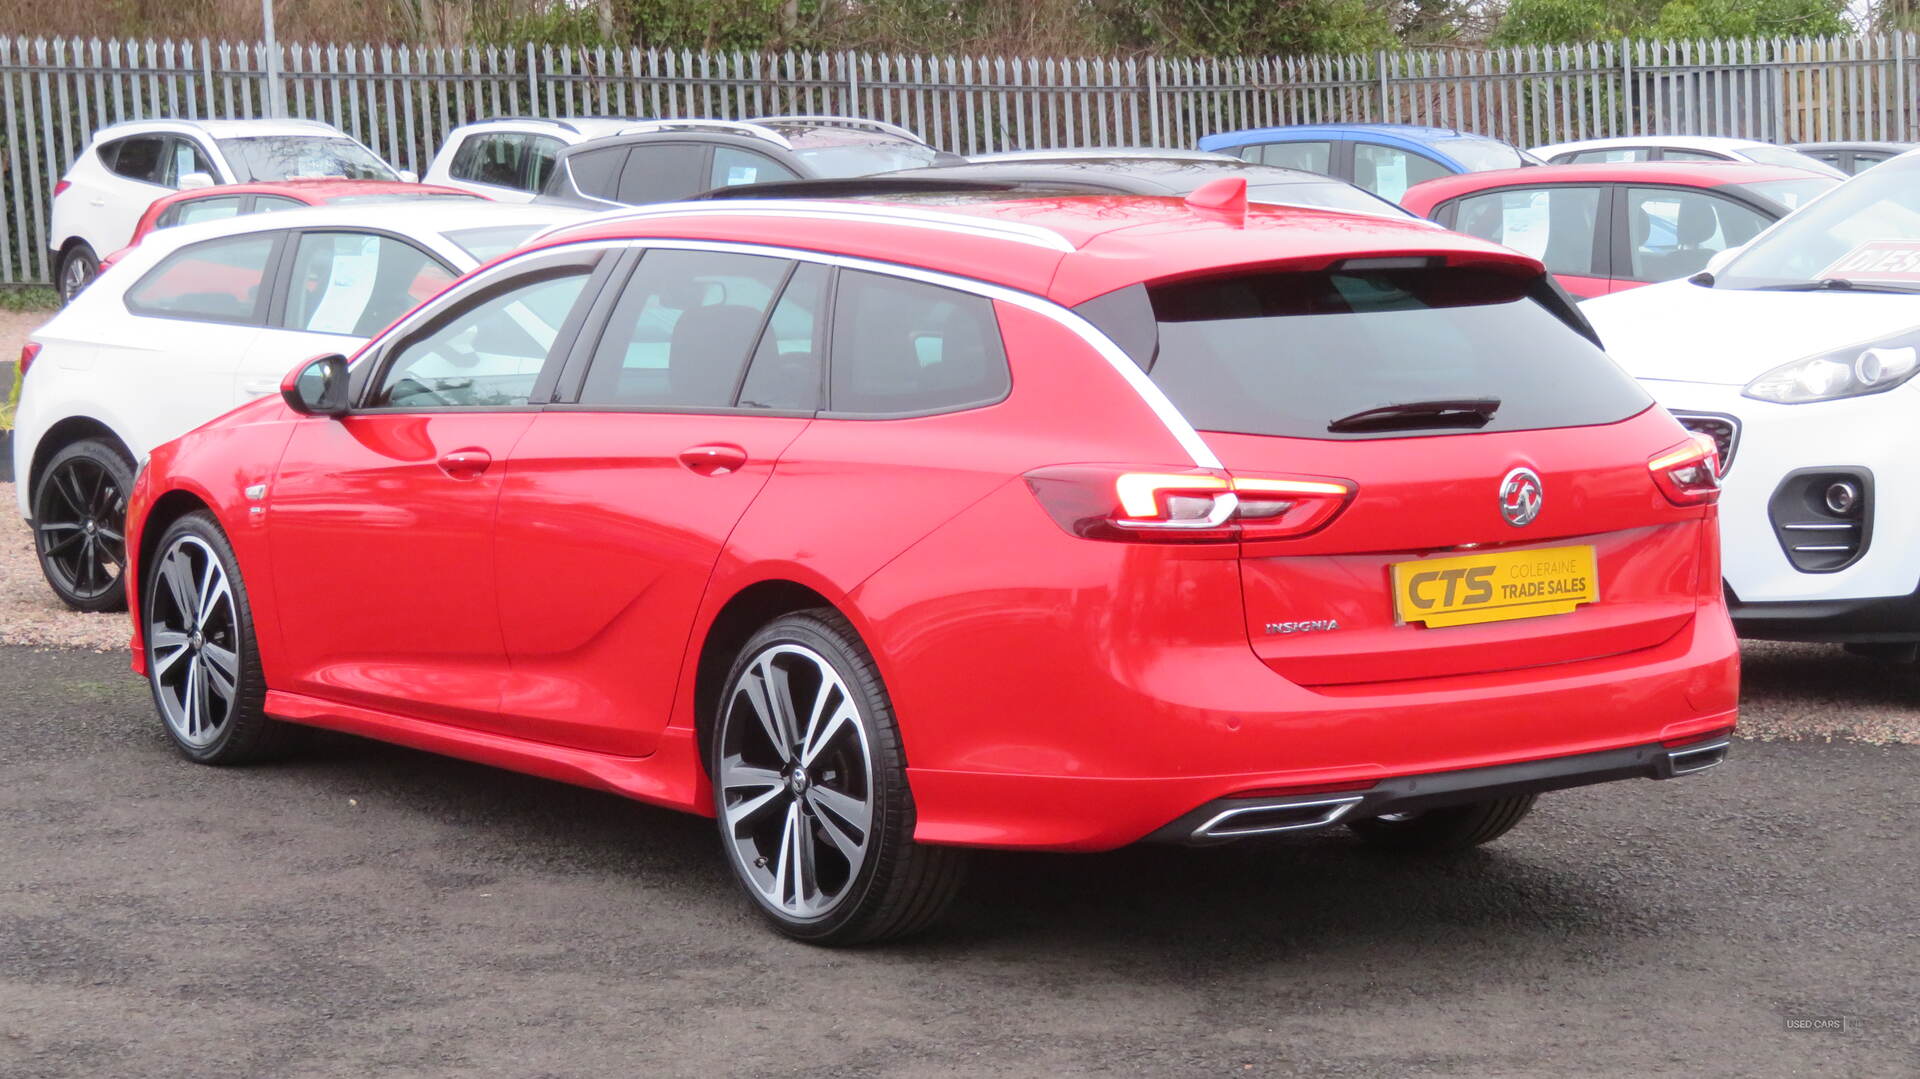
[1327,397,1501,434]
[1752,278,1920,294]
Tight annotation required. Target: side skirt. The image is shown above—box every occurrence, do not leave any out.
[264,690,711,816]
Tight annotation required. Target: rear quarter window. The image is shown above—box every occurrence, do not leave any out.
[1082,266,1648,441]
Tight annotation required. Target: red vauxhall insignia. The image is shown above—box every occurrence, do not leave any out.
[122,181,1739,943]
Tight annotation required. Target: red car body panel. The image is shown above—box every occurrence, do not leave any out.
[1401,162,1822,298]
[124,193,1741,853]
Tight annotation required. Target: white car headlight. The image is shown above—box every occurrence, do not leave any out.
[1744,337,1920,404]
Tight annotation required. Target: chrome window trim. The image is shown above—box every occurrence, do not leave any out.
[379,234,1220,468]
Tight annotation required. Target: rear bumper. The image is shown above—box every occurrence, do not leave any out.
[1144,732,1730,845]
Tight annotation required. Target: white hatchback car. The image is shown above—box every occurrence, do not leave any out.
[423,117,641,202]
[1530,135,1846,179]
[50,118,409,302]
[1581,150,1920,651]
[14,200,582,610]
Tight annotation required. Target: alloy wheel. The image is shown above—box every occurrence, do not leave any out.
[718,644,875,921]
[61,253,93,300]
[147,535,242,749]
[35,454,128,602]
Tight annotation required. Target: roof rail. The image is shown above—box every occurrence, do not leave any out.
[752,115,927,145]
[696,176,1102,200]
[527,197,1077,253]
[458,115,584,134]
[615,119,793,149]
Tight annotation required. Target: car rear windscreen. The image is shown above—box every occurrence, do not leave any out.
[1087,266,1650,441]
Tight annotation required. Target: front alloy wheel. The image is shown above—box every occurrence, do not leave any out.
[144,511,289,764]
[32,439,133,611]
[713,611,966,944]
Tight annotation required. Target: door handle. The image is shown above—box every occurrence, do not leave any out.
[241,379,278,396]
[437,448,492,478]
[89,198,106,207]
[678,443,747,476]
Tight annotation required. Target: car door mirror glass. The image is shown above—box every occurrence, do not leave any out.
[282,354,351,417]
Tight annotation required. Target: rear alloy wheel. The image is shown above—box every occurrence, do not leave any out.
[1347,795,1536,853]
[712,610,966,944]
[58,243,98,303]
[144,511,289,764]
[32,439,134,612]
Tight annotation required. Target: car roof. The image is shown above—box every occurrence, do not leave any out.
[1789,140,1917,153]
[883,157,1345,191]
[1530,134,1771,156]
[92,117,348,142]
[145,200,583,247]
[447,116,642,140]
[532,195,1537,307]
[968,147,1240,163]
[159,179,476,202]
[1199,122,1498,147]
[1399,160,1830,213]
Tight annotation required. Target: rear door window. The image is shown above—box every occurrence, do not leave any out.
[1660,148,1730,162]
[105,136,168,184]
[828,270,1010,415]
[125,233,279,324]
[1565,147,1648,164]
[159,195,246,229]
[1250,141,1333,174]
[450,133,534,189]
[1085,266,1648,441]
[738,262,829,411]
[617,144,710,204]
[578,249,791,408]
[283,231,458,337]
[1451,186,1603,278]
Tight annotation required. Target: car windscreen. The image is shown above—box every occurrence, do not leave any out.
[1245,181,1413,218]
[444,224,548,261]
[1715,154,1920,289]
[1093,266,1648,441]
[216,136,397,182]
[326,192,483,205]
[1440,137,1530,172]
[1739,145,1843,175]
[791,139,943,177]
[1730,177,1837,212]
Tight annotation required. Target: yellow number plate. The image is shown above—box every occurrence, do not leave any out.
[1391,545,1599,628]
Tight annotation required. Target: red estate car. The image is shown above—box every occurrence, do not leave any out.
[123,184,1740,943]
[1401,162,1837,298]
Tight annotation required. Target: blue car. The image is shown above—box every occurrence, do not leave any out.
[1196,123,1539,203]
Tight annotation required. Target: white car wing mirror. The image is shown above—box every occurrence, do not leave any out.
[178,171,215,190]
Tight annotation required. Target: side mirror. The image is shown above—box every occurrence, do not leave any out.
[398,169,420,184]
[281,354,350,417]
[178,171,215,191]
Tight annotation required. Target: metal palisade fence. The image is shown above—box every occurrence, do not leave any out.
[2,33,1917,284]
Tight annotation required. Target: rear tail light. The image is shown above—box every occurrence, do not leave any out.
[53,180,71,196]
[17,342,40,378]
[1025,465,1355,543]
[1648,435,1720,506]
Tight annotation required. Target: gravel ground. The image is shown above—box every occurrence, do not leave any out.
[1,645,1915,1078]
[0,482,130,652]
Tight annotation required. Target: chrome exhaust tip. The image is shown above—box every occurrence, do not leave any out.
[1663,739,1730,777]
[1189,794,1365,842]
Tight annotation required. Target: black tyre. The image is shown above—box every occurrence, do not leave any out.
[58,242,98,303]
[32,438,134,612]
[1347,795,1536,853]
[143,511,290,765]
[710,609,967,945]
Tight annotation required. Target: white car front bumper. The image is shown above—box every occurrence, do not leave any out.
[1643,377,1920,640]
